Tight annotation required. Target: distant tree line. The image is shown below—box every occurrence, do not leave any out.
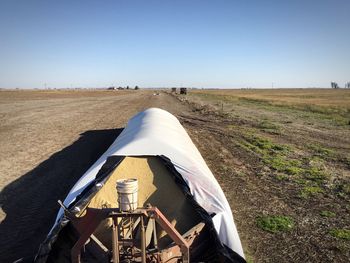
[331,82,339,89]
[108,86,140,90]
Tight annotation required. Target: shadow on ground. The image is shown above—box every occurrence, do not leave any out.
[0,128,123,262]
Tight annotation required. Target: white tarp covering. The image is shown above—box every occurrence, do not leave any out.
[54,108,244,258]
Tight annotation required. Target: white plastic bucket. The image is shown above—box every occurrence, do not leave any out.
[116,178,138,211]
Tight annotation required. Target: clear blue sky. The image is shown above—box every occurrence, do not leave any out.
[0,0,349,89]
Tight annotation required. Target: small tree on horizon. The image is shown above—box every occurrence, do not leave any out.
[331,82,339,89]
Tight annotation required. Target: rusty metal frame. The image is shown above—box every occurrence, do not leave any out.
[64,206,190,263]
[147,207,189,263]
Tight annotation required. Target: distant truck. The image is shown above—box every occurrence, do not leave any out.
[171,87,177,93]
[180,88,187,95]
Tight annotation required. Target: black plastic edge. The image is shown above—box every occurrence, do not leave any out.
[34,155,246,263]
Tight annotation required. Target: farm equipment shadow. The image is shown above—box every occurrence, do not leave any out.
[0,128,123,262]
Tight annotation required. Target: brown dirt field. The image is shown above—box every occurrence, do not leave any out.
[181,89,350,262]
[0,89,349,262]
[191,88,350,109]
[0,90,189,262]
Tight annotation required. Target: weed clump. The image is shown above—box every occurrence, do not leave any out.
[304,166,328,182]
[330,229,350,240]
[239,133,330,193]
[333,181,350,198]
[307,144,334,158]
[299,186,324,199]
[241,133,290,154]
[275,173,288,181]
[267,157,302,176]
[257,120,281,134]
[320,210,336,217]
[257,215,294,233]
[241,134,306,175]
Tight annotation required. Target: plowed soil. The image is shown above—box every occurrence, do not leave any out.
[0,89,349,262]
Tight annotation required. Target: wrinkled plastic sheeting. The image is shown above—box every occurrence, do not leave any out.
[53,108,245,258]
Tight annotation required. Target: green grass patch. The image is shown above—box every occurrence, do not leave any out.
[334,182,350,198]
[238,132,329,187]
[266,157,303,176]
[245,254,254,263]
[320,210,336,217]
[304,166,328,182]
[240,133,290,155]
[275,173,288,181]
[257,120,281,134]
[294,178,309,185]
[330,229,350,240]
[257,215,294,233]
[240,134,306,177]
[307,144,334,158]
[299,186,324,199]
